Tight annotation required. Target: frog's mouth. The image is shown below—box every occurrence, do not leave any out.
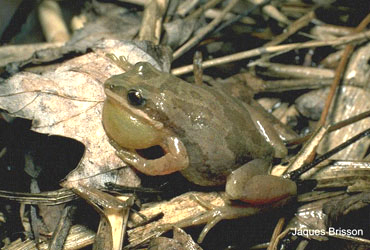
[103,90,189,175]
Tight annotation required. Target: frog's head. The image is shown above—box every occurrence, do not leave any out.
[102,62,189,176]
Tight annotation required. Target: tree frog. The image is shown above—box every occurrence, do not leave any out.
[102,57,297,205]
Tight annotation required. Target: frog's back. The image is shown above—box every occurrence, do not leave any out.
[148,74,273,186]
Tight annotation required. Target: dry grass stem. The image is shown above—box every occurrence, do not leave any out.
[186,0,224,20]
[265,10,315,47]
[193,51,204,85]
[2,2,370,249]
[320,49,344,68]
[255,62,335,79]
[172,29,370,75]
[138,0,169,44]
[204,8,255,24]
[0,42,64,67]
[3,225,95,250]
[249,0,290,24]
[318,12,370,127]
[117,0,148,5]
[267,217,285,250]
[283,126,328,175]
[287,110,370,146]
[38,0,70,42]
[173,0,240,60]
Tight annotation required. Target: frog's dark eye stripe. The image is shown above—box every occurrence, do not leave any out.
[127,89,145,106]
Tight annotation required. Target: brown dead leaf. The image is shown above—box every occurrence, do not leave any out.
[317,86,370,160]
[0,40,172,189]
[148,227,203,250]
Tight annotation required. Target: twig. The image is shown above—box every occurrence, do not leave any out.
[250,0,290,24]
[0,42,64,67]
[329,110,370,133]
[48,205,77,250]
[267,217,285,250]
[204,8,255,25]
[284,126,328,174]
[0,188,77,205]
[286,110,370,146]
[255,78,334,92]
[117,0,148,5]
[193,51,203,85]
[254,62,334,79]
[264,10,315,47]
[285,128,370,181]
[171,29,370,75]
[138,0,169,44]
[186,0,224,20]
[38,0,70,42]
[173,0,240,60]
[212,0,271,34]
[318,12,370,127]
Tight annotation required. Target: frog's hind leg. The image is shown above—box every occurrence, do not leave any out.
[145,194,265,244]
[197,212,224,243]
[106,53,133,71]
[188,194,225,242]
[189,194,261,243]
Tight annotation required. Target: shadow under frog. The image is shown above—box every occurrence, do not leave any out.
[102,57,297,205]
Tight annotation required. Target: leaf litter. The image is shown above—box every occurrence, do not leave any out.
[0,0,369,249]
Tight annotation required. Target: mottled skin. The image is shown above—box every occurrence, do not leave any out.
[103,62,273,186]
[101,59,299,242]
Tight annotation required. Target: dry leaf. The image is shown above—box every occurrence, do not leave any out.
[148,227,203,250]
[0,40,172,189]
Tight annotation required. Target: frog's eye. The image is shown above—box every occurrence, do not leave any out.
[127,89,146,106]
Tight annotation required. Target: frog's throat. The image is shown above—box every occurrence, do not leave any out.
[103,89,166,149]
[116,136,189,176]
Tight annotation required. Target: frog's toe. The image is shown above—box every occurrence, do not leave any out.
[198,213,224,243]
[189,193,221,210]
[106,53,133,71]
[197,204,261,243]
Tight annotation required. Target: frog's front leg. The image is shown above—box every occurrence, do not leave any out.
[110,136,189,176]
[226,159,297,204]
[106,53,133,71]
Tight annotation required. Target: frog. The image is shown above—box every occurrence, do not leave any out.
[102,56,297,205]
